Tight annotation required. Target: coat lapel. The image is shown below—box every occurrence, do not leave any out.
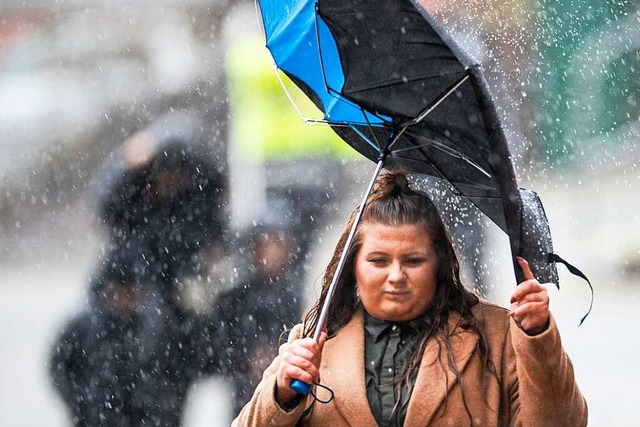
[320,310,378,427]
[404,312,479,426]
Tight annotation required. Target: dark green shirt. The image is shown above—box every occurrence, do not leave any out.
[364,311,431,427]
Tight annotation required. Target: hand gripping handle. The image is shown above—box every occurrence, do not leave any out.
[289,379,311,395]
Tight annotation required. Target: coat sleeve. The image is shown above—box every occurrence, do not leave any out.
[506,314,588,427]
[232,324,312,427]
[48,317,89,411]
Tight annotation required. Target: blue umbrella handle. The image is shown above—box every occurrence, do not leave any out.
[290,379,311,395]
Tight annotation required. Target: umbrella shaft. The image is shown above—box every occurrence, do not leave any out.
[313,157,387,341]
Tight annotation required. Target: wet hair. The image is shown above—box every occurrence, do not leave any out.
[302,169,497,419]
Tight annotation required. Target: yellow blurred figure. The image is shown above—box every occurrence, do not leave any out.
[225,35,356,162]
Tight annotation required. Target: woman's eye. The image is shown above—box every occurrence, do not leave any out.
[369,258,387,265]
[406,258,425,265]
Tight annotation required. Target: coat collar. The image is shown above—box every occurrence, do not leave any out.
[321,309,478,427]
[321,309,378,427]
[404,311,479,426]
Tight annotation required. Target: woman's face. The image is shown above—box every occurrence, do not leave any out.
[354,222,438,322]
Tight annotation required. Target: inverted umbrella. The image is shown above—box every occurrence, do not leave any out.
[256,0,591,393]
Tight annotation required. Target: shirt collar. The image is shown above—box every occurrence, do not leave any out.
[364,309,432,343]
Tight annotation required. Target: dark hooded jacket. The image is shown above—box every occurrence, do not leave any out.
[216,269,301,416]
[49,265,221,426]
[96,140,226,282]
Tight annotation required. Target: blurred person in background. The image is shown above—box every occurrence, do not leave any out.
[49,253,153,426]
[216,201,303,416]
[49,247,225,427]
[135,244,228,427]
[93,111,227,304]
[49,110,230,425]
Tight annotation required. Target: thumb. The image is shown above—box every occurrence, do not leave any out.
[317,330,328,349]
[517,257,534,281]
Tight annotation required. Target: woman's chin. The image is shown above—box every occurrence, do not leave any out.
[374,304,415,322]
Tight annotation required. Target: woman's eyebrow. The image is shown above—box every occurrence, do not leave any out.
[365,251,389,256]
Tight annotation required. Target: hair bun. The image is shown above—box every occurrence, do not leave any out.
[372,168,411,199]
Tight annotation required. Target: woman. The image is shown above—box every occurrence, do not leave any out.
[233,170,587,426]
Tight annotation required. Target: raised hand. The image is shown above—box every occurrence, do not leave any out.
[510,257,550,335]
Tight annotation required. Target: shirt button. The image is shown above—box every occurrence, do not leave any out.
[391,325,397,331]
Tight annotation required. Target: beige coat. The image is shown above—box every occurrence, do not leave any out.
[233,301,587,426]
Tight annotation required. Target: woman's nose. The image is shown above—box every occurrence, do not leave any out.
[387,261,406,282]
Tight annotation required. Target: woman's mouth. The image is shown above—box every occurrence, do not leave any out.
[385,289,410,297]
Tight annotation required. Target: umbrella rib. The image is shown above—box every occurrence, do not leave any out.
[385,74,470,151]
[314,11,334,105]
[406,74,470,126]
[272,64,389,130]
[361,107,383,150]
[391,126,492,197]
[388,132,455,186]
[343,68,466,94]
[349,124,383,152]
[392,134,492,178]
[272,64,326,125]
[393,151,498,203]
[273,59,384,153]
[269,22,392,128]
[392,151,462,196]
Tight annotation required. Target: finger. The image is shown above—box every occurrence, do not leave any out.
[317,330,328,349]
[282,365,316,386]
[281,352,321,382]
[278,342,289,356]
[288,345,316,362]
[298,337,327,363]
[283,347,313,365]
[287,355,321,382]
[517,257,534,281]
[516,290,548,305]
[511,298,549,313]
[509,300,549,321]
[511,279,545,303]
[297,337,321,351]
[511,287,548,307]
[511,312,550,335]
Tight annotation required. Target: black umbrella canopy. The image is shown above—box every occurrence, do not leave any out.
[312,0,526,277]
[319,0,476,119]
[257,0,568,282]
